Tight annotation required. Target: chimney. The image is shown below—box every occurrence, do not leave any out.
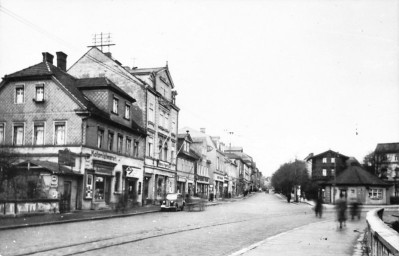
[56,51,67,71]
[104,52,112,58]
[200,128,206,134]
[42,52,54,64]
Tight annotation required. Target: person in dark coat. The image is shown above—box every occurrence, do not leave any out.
[314,197,323,218]
[336,194,347,229]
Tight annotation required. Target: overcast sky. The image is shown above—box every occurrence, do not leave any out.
[1,0,398,177]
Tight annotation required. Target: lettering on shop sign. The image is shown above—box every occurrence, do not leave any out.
[125,166,140,177]
[91,150,117,162]
[215,175,224,181]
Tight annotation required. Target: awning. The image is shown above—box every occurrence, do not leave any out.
[14,160,82,176]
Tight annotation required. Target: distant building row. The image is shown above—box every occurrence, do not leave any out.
[0,48,262,216]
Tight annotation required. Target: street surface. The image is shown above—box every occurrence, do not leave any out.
[0,193,353,256]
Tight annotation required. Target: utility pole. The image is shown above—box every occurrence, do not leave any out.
[333,152,338,205]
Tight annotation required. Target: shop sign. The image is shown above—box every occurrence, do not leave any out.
[215,175,224,181]
[158,160,170,169]
[91,150,117,162]
[58,149,75,167]
[125,166,141,178]
[50,175,58,187]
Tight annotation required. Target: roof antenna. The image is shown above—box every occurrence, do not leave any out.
[87,32,116,52]
[166,60,168,67]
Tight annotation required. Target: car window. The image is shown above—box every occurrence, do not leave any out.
[166,194,177,200]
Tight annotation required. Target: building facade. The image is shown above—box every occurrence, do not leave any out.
[68,48,180,205]
[0,52,146,215]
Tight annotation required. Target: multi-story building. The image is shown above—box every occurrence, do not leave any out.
[225,148,252,195]
[176,131,199,198]
[180,127,227,200]
[0,52,146,214]
[374,143,399,196]
[305,150,349,184]
[68,47,180,205]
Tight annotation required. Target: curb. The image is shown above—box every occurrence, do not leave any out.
[0,209,161,231]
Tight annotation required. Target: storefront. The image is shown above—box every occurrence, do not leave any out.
[83,149,144,210]
[214,174,224,199]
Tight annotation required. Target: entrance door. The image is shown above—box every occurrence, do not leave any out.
[105,177,111,204]
[60,181,71,213]
[128,179,137,202]
[143,177,149,204]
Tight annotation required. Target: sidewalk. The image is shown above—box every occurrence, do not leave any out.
[0,197,238,231]
[229,218,367,256]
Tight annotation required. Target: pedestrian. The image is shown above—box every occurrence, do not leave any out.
[350,201,362,220]
[287,193,291,203]
[336,193,347,229]
[314,197,323,218]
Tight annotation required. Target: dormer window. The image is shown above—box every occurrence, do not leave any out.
[184,141,190,152]
[35,84,44,102]
[124,104,130,119]
[112,97,119,114]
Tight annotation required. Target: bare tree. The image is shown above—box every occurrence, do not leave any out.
[0,147,20,200]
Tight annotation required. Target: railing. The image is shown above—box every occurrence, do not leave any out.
[0,199,59,216]
[366,208,399,256]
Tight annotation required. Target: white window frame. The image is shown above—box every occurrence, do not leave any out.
[322,169,327,176]
[148,103,155,123]
[147,136,154,157]
[126,137,132,156]
[112,97,119,114]
[15,85,25,104]
[124,104,130,119]
[35,84,45,102]
[369,188,383,200]
[107,131,114,151]
[33,122,45,145]
[0,122,5,145]
[97,127,104,148]
[322,158,327,163]
[117,134,123,154]
[54,121,66,145]
[12,122,25,146]
[331,157,335,163]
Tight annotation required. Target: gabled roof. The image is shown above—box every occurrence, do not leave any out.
[324,166,389,186]
[130,66,175,89]
[177,132,193,143]
[375,143,399,154]
[306,150,349,161]
[76,77,135,103]
[2,59,146,135]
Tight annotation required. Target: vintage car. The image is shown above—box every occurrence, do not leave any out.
[161,193,185,211]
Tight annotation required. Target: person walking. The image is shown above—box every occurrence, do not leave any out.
[336,193,347,229]
[314,197,323,218]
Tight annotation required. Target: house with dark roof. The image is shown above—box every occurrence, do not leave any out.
[305,150,349,184]
[69,47,180,205]
[323,165,392,205]
[373,142,399,198]
[0,52,147,215]
[176,131,200,198]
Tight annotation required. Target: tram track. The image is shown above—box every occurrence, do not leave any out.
[11,210,317,256]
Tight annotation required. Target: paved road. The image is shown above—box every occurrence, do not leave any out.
[0,193,354,256]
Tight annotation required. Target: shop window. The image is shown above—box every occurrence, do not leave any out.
[33,123,44,145]
[13,123,24,145]
[85,174,93,199]
[95,176,105,200]
[114,172,121,193]
[54,122,66,145]
[97,128,104,148]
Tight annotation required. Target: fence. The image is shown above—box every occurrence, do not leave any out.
[366,208,399,256]
[0,199,59,216]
